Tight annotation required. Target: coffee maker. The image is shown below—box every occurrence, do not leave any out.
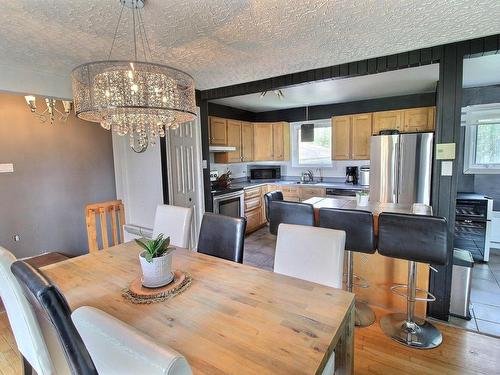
[345,166,358,185]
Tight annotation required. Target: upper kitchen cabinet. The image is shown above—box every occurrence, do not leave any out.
[241,122,254,162]
[209,117,228,145]
[332,113,372,160]
[225,120,243,163]
[253,123,274,160]
[403,107,435,132]
[332,115,351,160]
[372,110,403,135]
[351,113,373,159]
[272,122,290,161]
[253,122,290,161]
[214,120,255,163]
[372,107,435,135]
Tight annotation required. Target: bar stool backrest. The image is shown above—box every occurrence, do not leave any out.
[268,200,314,235]
[318,208,376,254]
[264,191,284,221]
[378,213,448,265]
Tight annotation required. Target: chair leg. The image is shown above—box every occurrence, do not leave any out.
[346,250,375,327]
[380,261,443,349]
[22,355,32,375]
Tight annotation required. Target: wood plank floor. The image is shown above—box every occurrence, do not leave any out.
[1,305,499,374]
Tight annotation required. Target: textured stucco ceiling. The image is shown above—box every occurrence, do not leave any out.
[0,0,499,96]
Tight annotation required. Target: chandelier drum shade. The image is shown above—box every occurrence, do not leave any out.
[71,60,196,148]
[71,0,196,151]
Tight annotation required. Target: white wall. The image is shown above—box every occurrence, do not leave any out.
[0,63,72,99]
[112,134,163,230]
[211,157,369,180]
[211,119,369,179]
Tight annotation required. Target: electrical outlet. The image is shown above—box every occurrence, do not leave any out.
[13,235,20,242]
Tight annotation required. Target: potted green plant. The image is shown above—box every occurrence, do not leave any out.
[135,234,175,288]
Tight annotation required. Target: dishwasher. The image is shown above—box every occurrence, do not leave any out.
[325,188,358,200]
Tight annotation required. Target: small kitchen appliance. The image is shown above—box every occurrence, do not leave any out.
[359,166,370,186]
[345,166,358,185]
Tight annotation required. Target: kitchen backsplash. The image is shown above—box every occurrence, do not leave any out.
[210,156,369,180]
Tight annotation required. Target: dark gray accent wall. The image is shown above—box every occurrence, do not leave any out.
[0,92,116,258]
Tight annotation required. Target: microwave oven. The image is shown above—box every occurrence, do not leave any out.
[247,165,282,182]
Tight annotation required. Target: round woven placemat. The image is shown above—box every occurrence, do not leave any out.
[122,270,192,304]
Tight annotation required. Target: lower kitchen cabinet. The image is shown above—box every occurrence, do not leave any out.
[244,186,266,234]
[299,187,326,201]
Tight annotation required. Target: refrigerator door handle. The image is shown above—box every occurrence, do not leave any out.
[394,141,399,203]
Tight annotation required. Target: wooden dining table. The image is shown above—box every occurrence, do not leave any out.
[42,241,355,375]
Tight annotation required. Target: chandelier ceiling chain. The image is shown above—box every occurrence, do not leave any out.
[71,0,197,152]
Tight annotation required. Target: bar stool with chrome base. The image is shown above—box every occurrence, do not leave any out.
[319,207,377,327]
[378,212,448,349]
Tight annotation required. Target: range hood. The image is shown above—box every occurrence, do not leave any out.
[209,146,236,152]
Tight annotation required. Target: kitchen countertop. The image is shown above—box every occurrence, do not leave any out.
[232,180,369,191]
[303,197,433,216]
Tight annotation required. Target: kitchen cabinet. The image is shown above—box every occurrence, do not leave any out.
[373,107,435,135]
[214,121,254,163]
[280,186,300,202]
[299,187,326,202]
[253,123,274,161]
[241,122,254,162]
[403,107,435,132]
[272,122,290,161]
[209,117,227,145]
[244,186,266,234]
[372,110,403,135]
[332,113,372,160]
[351,114,372,160]
[332,116,351,160]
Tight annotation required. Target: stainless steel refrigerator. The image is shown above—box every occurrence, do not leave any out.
[369,133,433,205]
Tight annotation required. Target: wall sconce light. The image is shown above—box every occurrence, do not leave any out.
[24,95,73,125]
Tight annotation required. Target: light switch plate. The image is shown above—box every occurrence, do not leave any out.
[436,143,456,160]
[441,161,453,176]
[0,163,14,173]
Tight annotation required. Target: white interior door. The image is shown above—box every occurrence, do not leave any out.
[166,109,204,249]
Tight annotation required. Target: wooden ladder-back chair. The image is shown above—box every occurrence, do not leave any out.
[85,200,125,253]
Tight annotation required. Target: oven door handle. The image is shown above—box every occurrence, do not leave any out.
[213,191,244,202]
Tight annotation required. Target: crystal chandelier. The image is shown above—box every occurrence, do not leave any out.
[71,0,196,152]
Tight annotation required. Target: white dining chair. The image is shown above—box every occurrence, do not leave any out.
[72,306,192,375]
[274,224,346,289]
[152,205,193,248]
[0,246,57,375]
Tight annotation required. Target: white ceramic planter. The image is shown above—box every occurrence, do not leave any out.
[356,193,369,207]
[139,251,174,288]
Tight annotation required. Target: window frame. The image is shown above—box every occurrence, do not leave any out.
[291,118,333,168]
[463,124,500,174]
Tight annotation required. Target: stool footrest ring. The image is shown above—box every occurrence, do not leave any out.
[390,284,437,302]
[352,274,369,289]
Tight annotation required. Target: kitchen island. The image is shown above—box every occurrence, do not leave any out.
[303,197,433,316]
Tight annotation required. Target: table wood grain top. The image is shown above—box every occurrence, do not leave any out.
[42,241,354,375]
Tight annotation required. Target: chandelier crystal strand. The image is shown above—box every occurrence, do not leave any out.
[71,0,196,151]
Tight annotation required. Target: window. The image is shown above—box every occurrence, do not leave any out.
[463,108,500,173]
[291,119,332,167]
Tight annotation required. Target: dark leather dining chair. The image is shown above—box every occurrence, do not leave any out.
[10,260,98,375]
[197,213,246,263]
[264,190,284,222]
[268,200,315,235]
